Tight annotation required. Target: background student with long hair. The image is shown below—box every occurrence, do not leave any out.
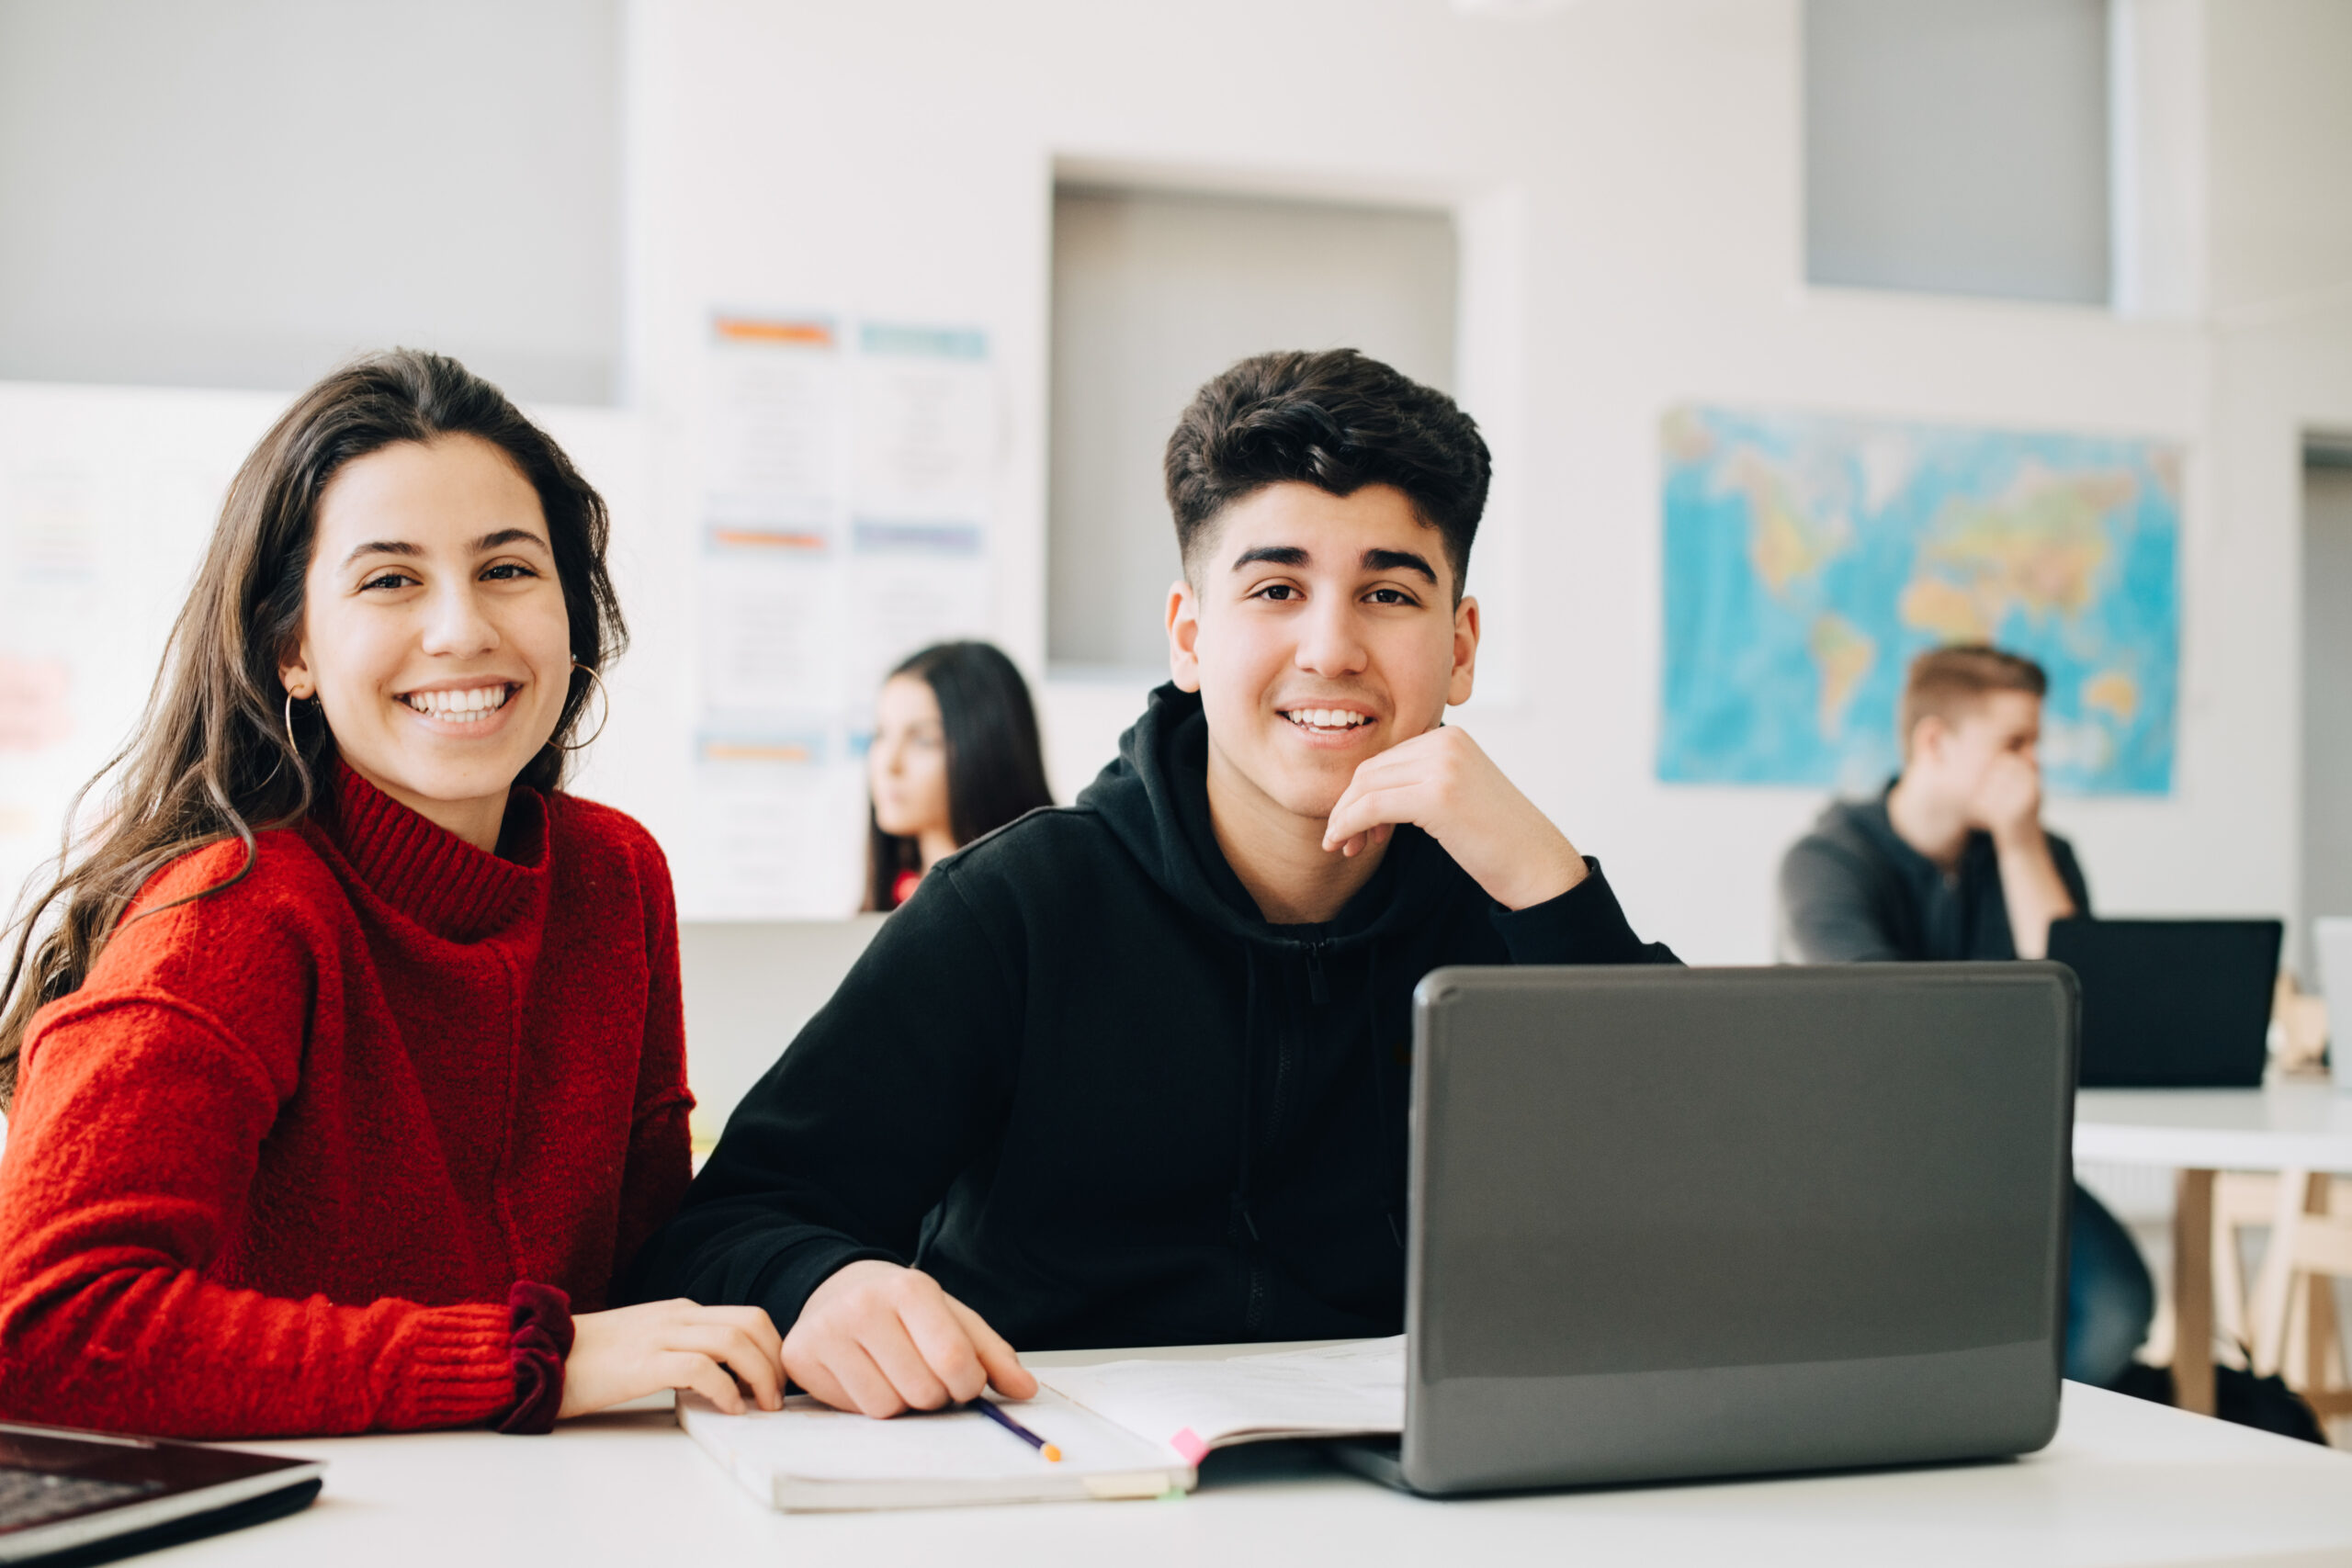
[864,641,1054,910]
[0,351,782,1438]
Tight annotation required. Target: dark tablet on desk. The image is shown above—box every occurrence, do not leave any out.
[0,1424,322,1565]
[2048,917,2282,1088]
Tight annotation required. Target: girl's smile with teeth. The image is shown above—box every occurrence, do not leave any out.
[400,683,518,723]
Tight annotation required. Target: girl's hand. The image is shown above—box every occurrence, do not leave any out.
[556,1299,786,1418]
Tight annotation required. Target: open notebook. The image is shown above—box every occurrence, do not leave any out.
[678,1337,1403,1512]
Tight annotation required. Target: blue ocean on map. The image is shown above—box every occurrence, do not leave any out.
[1657,406,2181,795]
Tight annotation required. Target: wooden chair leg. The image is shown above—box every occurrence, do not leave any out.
[2306,1272,2342,1395]
[2251,1169,2318,1377]
[2214,1183,2249,1354]
[2302,1177,2347,1403]
[2175,1169,2218,1415]
[2211,1172,2275,1359]
[2286,1270,2314,1392]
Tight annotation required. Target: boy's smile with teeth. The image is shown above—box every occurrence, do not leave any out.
[1170,479,1475,835]
[1281,707,1374,733]
[401,683,518,724]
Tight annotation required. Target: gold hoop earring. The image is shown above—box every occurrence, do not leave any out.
[283,689,311,749]
[560,662,611,751]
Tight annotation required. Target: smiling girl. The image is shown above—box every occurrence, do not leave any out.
[0,351,782,1438]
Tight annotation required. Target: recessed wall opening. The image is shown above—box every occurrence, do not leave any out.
[1804,0,2112,306]
[1047,182,1459,674]
[2302,434,2352,985]
[0,0,622,402]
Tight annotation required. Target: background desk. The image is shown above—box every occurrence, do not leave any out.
[2076,1084,2352,1416]
[172,1346,2352,1568]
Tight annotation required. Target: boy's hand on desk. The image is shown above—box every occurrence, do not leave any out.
[1320,724,1588,910]
[560,1299,786,1418]
[786,1259,1037,1417]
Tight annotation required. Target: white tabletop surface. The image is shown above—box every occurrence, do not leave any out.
[2075,1080,2352,1172]
[162,1347,2352,1568]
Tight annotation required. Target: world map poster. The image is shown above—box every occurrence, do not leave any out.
[1658,405,2181,795]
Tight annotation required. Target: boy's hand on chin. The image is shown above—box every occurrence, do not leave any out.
[1320,726,1589,910]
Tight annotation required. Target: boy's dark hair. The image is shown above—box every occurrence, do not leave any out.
[1899,644,2049,758]
[1163,349,1490,601]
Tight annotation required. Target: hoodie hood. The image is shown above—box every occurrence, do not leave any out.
[1076,683,1452,950]
[649,685,1676,1350]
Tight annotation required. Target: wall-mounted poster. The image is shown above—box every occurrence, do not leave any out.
[1658,405,2182,796]
[685,312,999,917]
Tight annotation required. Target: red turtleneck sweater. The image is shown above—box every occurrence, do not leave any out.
[0,763,692,1438]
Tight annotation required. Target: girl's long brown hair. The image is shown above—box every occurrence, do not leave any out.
[862,641,1053,911]
[0,350,625,1107]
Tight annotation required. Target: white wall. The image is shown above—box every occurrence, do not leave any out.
[614,0,2352,963]
[0,0,622,402]
[5,0,2347,977]
[2204,0,2352,318]
[1804,0,2111,303]
[2202,0,2352,976]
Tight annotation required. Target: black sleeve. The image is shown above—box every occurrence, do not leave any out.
[622,871,1023,1328]
[1487,858,1679,964]
[1778,835,1904,963]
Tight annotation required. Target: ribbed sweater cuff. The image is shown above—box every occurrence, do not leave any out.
[377,1303,516,1431]
[496,1282,573,1435]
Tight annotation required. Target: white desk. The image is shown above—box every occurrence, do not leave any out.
[162,1348,2352,1568]
[2076,1084,2352,1174]
[2076,1083,2352,1417]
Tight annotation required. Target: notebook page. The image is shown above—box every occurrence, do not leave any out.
[678,1387,1183,1510]
[1038,1337,1404,1463]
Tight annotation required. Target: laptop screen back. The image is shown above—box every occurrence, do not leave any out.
[2048,918,2281,1088]
[1403,964,2073,1493]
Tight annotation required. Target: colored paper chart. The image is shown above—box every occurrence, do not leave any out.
[684,312,1000,917]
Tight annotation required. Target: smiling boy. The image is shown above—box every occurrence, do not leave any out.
[633,349,1676,1415]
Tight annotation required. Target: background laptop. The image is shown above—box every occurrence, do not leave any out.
[2047,918,2282,1088]
[1345,964,2074,1496]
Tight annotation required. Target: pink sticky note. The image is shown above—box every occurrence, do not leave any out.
[1170,1427,1210,1465]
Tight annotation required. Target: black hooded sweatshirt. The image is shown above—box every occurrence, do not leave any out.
[630,685,1679,1348]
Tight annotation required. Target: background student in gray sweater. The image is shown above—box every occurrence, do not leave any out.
[1780,644,2153,1389]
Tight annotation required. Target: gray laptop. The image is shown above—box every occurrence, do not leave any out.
[1342,964,2075,1495]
